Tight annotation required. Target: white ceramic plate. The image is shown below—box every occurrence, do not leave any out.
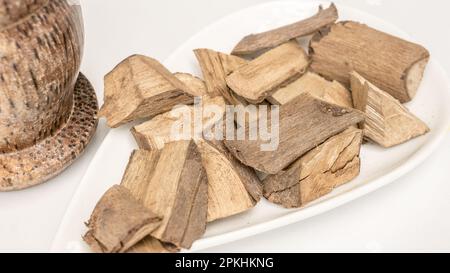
[51,1,450,252]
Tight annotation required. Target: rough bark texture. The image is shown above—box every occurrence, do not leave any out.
[120,143,208,249]
[268,71,352,107]
[226,41,309,104]
[194,48,248,105]
[350,72,429,147]
[310,21,430,102]
[264,127,362,208]
[0,74,98,191]
[224,93,364,174]
[132,96,226,150]
[196,139,262,222]
[83,185,162,253]
[99,55,195,127]
[232,3,338,56]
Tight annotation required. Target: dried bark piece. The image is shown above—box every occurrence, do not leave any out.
[264,127,362,208]
[174,72,208,97]
[99,55,195,127]
[226,41,309,104]
[132,96,226,150]
[194,48,248,104]
[350,72,430,147]
[196,139,262,222]
[120,143,207,249]
[83,185,161,253]
[224,93,364,174]
[310,21,430,102]
[268,71,352,107]
[232,3,338,56]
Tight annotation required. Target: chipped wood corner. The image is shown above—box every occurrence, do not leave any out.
[350,71,430,148]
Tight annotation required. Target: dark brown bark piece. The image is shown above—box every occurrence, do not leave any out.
[83,185,161,253]
[310,21,430,102]
[99,55,195,127]
[232,3,338,56]
[226,41,309,104]
[224,93,365,174]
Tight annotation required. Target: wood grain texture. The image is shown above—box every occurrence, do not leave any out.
[224,93,364,174]
[268,71,352,107]
[120,142,208,249]
[226,41,309,104]
[196,139,262,222]
[0,0,84,153]
[132,95,226,150]
[194,48,248,105]
[310,21,430,102]
[173,72,208,97]
[83,185,162,253]
[264,127,362,208]
[350,71,429,148]
[99,55,195,128]
[231,3,338,56]
[0,73,98,191]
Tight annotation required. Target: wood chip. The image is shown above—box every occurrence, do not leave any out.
[196,139,262,222]
[226,41,309,103]
[268,71,352,107]
[232,3,338,56]
[174,72,208,97]
[350,71,429,147]
[224,93,365,174]
[120,143,207,249]
[310,21,430,102]
[194,48,249,104]
[83,185,162,253]
[99,55,195,127]
[264,127,362,208]
[132,96,226,150]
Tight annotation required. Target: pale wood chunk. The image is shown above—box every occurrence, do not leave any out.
[174,72,208,97]
[310,21,430,102]
[264,127,362,208]
[232,3,338,56]
[196,139,262,222]
[194,48,249,105]
[120,143,207,249]
[350,72,430,148]
[132,96,226,150]
[224,93,364,174]
[83,185,161,253]
[268,71,352,107]
[226,41,310,104]
[99,55,194,127]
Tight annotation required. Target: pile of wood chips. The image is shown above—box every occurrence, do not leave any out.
[83,4,430,253]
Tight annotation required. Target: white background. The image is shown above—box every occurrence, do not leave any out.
[1,0,450,252]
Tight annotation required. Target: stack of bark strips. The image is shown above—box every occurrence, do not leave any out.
[85,2,430,252]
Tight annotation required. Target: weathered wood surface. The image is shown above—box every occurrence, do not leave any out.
[310,21,429,102]
[268,71,352,107]
[83,185,162,253]
[224,93,364,174]
[196,139,262,222]
[226,41,309,104]
[264,127,362,208]
[350,72,429,147]
[194,48,248,104]
[232,3,338,56]
[99,55,195,127]
[120,142,208,249]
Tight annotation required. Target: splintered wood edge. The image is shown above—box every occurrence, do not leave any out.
[350,71,430,148]
[232,3,338,56]
[0,73,98,191]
